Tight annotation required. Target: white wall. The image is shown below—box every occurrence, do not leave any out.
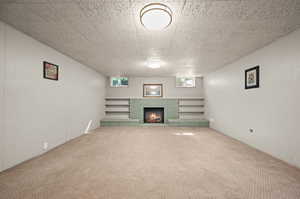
[0,21,106,171]
[0,21,5,171]
[204,28,300,168]
[106,77,203,98]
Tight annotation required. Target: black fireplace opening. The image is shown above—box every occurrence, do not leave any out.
[144,107,164,123]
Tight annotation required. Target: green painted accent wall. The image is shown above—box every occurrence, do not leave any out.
[130,98,178,123]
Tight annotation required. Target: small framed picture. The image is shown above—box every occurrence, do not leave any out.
[43,61,59,81]
[245,66,259,89]
[143,84,163,97]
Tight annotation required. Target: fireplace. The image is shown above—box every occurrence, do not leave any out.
[144,107,164,123]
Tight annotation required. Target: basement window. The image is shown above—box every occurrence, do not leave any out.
[176,77,195,87]
[110,77,129,87]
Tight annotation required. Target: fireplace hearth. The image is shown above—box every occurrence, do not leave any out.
[144,107,164,123]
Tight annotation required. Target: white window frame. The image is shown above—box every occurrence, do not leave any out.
[175,77,196,88]
[110,77,129,88]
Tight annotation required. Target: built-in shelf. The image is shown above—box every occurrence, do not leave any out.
[179,111,205,114]
[105,97,130,100]
[177,97,205,100]
[105,104,129,107]
[104,97,130,119]
[101,97,208,126]
[179,104,204,107]
[178,98,205,119]
[105,111,130,113]
[103,97,205,120]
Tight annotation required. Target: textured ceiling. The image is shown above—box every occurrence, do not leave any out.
[0,0,300,77]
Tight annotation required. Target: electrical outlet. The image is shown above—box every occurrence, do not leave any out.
[249,128,254,133]
[43,142,48,150]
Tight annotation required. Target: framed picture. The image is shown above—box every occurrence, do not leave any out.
[43,61,59,81]
[245,66,259,89]
[143,84,163,97]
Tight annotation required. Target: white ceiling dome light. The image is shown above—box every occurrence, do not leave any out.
[140,3,172,30]
[148,62,161,69]
[147,58,161,68]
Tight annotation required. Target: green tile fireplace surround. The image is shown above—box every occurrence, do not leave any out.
[100,98,209,127]
[130,98,178,122]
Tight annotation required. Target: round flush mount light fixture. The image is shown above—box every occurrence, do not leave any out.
[148,62,161,69]
[140,3,172,30]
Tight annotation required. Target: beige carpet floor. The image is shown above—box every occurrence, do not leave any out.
[1,127,300,199]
